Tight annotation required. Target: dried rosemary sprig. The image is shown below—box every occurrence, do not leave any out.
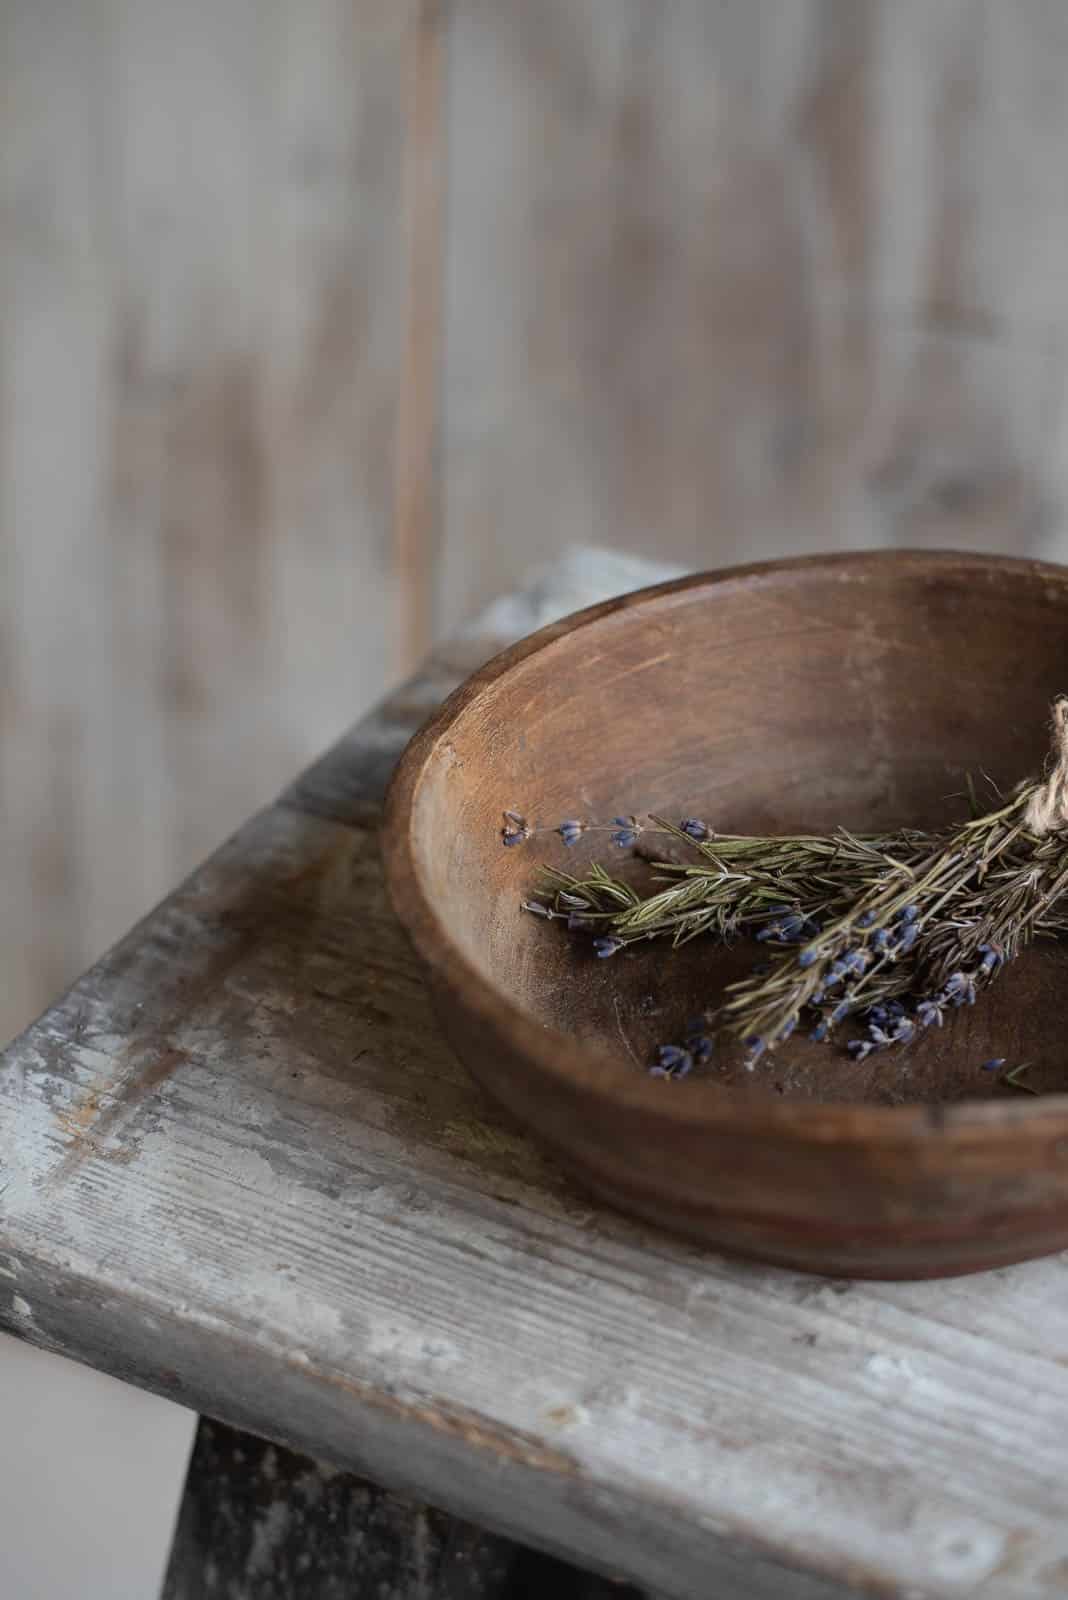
[506,699,1068,1081]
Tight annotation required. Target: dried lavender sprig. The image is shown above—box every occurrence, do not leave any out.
[721,784,1068,1063]
[501,813,655,850]
[533,822,941,951]
[515,699,1068,1081]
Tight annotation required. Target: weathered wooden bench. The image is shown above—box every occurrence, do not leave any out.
[4,552,1067,1599]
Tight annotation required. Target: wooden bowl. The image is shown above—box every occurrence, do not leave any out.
[384,552,1068,1278]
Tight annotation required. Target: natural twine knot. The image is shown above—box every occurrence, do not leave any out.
[1025,697,1068,837]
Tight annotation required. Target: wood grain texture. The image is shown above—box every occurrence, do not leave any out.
[0,0,421,1044]
[438,0,1068,633]
[5,565,1068,1598]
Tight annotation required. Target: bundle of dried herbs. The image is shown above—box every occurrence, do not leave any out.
[505,699,1068,1085]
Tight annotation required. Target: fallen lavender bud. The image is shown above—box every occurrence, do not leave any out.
[501,810,530,847]
[610,816,643,848]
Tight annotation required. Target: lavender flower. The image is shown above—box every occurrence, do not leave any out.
[610,816,642,848]
[557,820,586,847]
[592,935,623,958]
[757,911,807,944]
[944,972,977,1007]
[683,1019,714,1063]
[501,810,530,847]
[680,818,709,841]
[655,1044,693,1075]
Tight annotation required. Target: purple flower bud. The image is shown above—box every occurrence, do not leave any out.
[501,810,530,847]
[655,1043,695,1078]
[610,816,642,848]
[680,818,709,841]
[592,935,623,958]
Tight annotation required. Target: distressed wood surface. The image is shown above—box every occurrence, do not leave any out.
[5,555,1068,1600]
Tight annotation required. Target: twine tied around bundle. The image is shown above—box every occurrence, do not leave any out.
[1025,697,1068,837]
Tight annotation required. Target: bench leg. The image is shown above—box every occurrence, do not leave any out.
[161,1416,647,1600]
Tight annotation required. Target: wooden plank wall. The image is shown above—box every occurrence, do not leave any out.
[4,0,1068,1043]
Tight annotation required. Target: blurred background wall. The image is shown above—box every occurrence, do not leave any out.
[5,1,1068,1591]
[7,0,1068,1047]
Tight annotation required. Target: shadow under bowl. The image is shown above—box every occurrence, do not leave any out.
[384,551,1068,1278]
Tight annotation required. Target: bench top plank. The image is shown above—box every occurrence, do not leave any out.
[4,552,1068,1600]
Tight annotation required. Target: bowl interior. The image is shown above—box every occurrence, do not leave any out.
[407,555,1068,1106]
